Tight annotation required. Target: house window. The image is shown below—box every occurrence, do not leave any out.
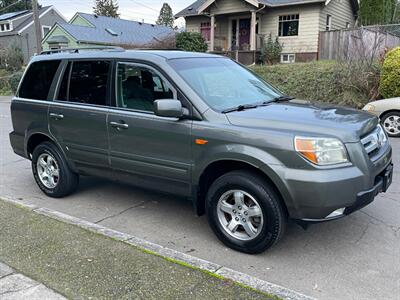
[326,15,332,31]
[281,54,295,64]
[278,14,299,37]
[200,22,211,41]
[0,22,12,32]
[42,25,51,37]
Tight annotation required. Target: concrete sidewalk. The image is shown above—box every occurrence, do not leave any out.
[0,262,65,299]
[0,200,276,299]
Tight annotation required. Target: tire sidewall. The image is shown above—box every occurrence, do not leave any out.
[206,172,284,253]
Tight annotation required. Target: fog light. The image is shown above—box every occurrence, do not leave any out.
[326,208,345,218]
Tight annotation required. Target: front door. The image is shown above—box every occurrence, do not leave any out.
[108,62,192,196]
[49,60,111,171]
[239,19,251,49]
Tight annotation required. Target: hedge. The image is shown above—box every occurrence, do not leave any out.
[379,47,400,98]
[251,61,381,108]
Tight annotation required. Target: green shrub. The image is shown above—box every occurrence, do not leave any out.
[260,34,282,65]
[379,47,400,98]
[0,43,24,72]
[176,31,208,52]
[251,60,381,108]
[9,71,23,94]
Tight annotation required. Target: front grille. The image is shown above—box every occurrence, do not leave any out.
[361,125,387,159]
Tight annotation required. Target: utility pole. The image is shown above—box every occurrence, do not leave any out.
[32,0,42,54]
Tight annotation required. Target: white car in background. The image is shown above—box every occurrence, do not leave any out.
[363,98,400,137]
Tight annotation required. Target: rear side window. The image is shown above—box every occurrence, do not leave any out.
[67,61,110,106]
[19,60,61,100]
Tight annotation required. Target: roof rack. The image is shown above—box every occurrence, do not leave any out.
[133,48,184,51]
[40,46,125,55]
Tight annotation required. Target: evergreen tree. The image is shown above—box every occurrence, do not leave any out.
[0,0,38,14]
[359,0,397,25]
[156,3,174,28]
[93,0,119,18]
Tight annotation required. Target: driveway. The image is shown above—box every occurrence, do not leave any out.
[0,96,399,300]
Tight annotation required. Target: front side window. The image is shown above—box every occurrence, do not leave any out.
[116,63,174,112]
[19,60,61,100]
[279,14,299,37]
[168,58,281,111]
[66,61,110,106]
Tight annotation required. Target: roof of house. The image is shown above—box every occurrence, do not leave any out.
[0,6,54,36]
[175,0,358,18]
[52,13,175,47]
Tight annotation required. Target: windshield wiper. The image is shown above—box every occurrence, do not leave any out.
[221,103,259,114]
[269,95,295,103]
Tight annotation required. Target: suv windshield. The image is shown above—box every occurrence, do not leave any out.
[169,58,282,111]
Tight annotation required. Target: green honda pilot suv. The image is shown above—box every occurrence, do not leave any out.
[9,49,393,253]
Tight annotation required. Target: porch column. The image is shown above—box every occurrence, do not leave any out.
[210,14,215,52]
[250,10,256,51]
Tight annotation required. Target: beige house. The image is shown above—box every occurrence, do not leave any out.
[175,0,358,63]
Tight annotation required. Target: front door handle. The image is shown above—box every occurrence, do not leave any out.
[110,121,129,130]
[49,113,64,120]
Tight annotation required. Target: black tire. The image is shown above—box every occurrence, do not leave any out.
[206,170,286,254]
[32,141,79,198]
[381,111,400,137]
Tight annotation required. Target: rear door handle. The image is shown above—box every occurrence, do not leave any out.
[109,121,129,129]
[49,113,64,120]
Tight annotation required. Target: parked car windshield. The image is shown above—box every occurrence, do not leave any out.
[168,57,282,111]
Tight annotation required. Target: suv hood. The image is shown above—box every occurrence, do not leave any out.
[225,100,378,143]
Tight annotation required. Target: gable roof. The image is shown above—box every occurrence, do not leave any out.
[175,0,358,18]
[44,13,175,47]
[0,6,65,36]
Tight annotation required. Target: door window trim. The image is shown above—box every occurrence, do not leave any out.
[53,59,114,109]
[114,61,177,115]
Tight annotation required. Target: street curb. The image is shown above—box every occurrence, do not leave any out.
[1,196,315,300]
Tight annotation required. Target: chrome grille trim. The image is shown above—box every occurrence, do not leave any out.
[361,125,387,157]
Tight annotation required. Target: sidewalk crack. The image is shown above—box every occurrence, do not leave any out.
[94,201,146,224]
[0,272,15,280]
[0,283,40,296]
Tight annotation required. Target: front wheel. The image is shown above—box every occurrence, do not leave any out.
[206,170,286,254]
[381,111,400,137]
[32,141,79,198]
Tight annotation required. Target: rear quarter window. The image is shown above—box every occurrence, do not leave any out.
[18,60,61,100]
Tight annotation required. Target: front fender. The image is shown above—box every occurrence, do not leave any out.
[192,144,297,214]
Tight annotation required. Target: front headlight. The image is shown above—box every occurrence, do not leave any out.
[295,137,349,166]
[363,104,375,112]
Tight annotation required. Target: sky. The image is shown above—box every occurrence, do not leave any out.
[40,0,190,25]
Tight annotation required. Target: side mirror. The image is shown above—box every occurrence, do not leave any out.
[154,99,185,118]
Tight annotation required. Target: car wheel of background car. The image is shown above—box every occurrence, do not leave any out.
[32,141,79,198]
[206,170,286,254]
[381,111,400,137]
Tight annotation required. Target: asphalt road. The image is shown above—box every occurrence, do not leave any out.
[0,96,399,300]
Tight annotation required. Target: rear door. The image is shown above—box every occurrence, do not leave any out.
[108,62,193,196]
[49,60,112,172]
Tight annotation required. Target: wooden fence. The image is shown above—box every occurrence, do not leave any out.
[319,26,400,61]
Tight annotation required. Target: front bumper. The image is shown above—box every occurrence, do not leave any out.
[279,141,393,221]
[299,163,393,223]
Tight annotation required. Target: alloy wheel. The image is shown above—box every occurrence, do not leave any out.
[383,115,400,135]
[217,190,264,241]
[36,153,60,189]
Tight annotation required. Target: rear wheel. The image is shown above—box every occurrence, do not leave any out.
[32,141,79,198]
[206,170,286,254]
[381,111,400,137]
